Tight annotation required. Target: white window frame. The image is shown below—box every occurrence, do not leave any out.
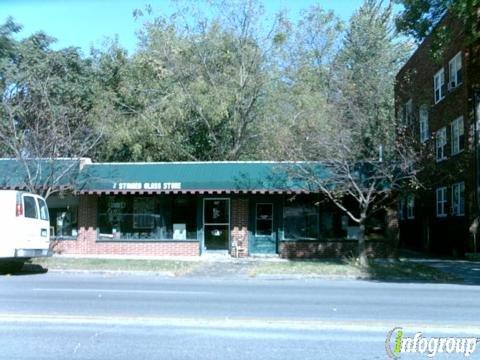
[436,127,447,162]
[451,116,464,155]
[406,194,415,219]
[448,52,462,90]
[452,182,465,216]
[434,68,445,104]
[419,105,429,142]
[436,187,448,218]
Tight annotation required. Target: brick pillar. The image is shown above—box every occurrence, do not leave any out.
[78,195,98,254]
[230,199,249,257]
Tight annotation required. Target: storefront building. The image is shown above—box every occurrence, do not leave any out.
[1,159,388,258]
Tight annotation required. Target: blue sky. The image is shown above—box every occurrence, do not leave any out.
[0,0,367,55]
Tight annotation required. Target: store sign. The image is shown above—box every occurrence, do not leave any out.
[113,182,182,190]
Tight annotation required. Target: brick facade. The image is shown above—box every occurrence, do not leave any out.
[50,194,387,259]
[230,198,249,257]
[395,15,480,256]
[53,195,250,258]
[51,195,199,257]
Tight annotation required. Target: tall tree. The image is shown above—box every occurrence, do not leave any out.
[261,6,343,157]
[278,0,416,265]
[95,0,279,162]
[89,40,161,162]
[0,22,103,197]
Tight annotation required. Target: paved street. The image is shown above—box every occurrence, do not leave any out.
[1,272,480,359]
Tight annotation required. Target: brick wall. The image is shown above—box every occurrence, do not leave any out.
[51,195,199,257]
[395,15,480,256]
[279,241,388,259]
[51,195,390,259]
[230,198,249,257]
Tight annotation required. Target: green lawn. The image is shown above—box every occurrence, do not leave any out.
[30,257,201,276]
[249,259,462,283]
[249,260,364,277]
[28,256,462,283]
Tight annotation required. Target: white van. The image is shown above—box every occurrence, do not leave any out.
[0,190,51,271]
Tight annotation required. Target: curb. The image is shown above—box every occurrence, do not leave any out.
[31,268,177,277]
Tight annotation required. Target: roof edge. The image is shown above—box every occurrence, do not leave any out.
[86,161,318,166]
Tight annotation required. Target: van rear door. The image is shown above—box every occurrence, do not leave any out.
[21,194,49,249]
[22,194,40,246]
[37,197,50,237]
[16,193,50,257]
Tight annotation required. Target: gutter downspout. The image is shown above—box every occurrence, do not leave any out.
[473,87,480,253]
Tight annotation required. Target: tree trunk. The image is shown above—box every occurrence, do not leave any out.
[385,205,400,259]
[358,214,368,267]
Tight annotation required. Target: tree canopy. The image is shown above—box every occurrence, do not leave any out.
[0,19,103,196]
[269,0,416,265]
[395,0,480,48]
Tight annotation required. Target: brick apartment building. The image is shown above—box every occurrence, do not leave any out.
[395,14,480,256]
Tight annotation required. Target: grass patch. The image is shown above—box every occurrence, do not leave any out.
[250,259,462,283]
[366,261,462,282]
[30,257,201,276]
[465,253,480,262]
[28,257,462,283]
[249,260,363,277]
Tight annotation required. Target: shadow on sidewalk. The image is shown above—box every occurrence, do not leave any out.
[376,249,480,286]
[0,263,48,276]
[405,259,480,286]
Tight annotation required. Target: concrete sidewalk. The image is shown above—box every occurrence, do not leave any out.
[26,253,287,279]
[51,252,287,263]
[408,258,480,285]
[399,249,480,285]
[30,252,480,284]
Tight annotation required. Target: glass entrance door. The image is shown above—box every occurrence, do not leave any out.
[251,203,277,254]
[203,199,230,250]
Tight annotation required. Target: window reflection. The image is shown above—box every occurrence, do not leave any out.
[98,196,197,241]
[49,208,78,238]
[283,197,319,240]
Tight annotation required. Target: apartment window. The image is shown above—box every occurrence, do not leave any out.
[451,116,465,155]
[398,198,405,221]
[434,68,446,104]
[406,194,415,219]
[419,105,429,142]
[452,182,465,216]
[436,127,447,161]
[436,187,448,217]
[404,99,413,124]
[448,52,462,90]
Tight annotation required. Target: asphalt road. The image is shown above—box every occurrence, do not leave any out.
[1,272,480,359]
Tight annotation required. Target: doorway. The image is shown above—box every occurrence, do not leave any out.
[250,203,277,254]
[203,199,230,250]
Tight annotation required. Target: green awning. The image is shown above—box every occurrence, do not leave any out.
[0,159,328,194]
[76,162,326,195]
[0,158,80,191]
